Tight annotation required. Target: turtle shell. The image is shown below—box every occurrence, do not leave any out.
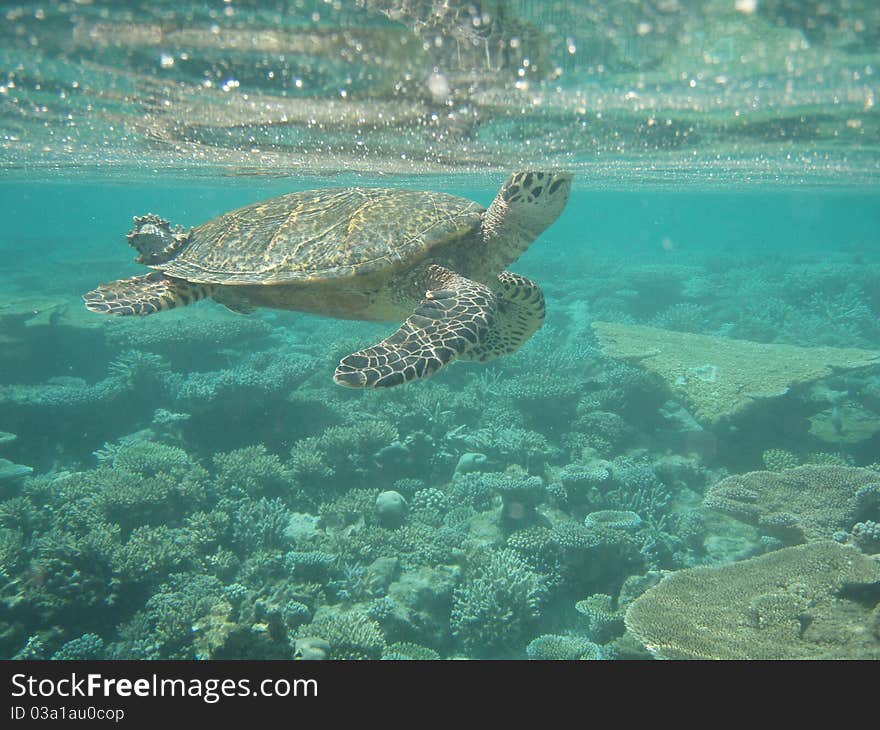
[157,188,484,285]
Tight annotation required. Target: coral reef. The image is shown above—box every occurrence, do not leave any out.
[704,466,880,544]
[625,541,880,659]
[451,549,547,657]
[525,634,602,660]
[2,229,879,662]
[592,321,880,425]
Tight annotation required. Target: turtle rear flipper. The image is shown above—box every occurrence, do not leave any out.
[83,273,212,316]
[334,265,496,388]
[460,272,545,362]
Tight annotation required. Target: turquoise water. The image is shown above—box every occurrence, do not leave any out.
[1,1,879,661]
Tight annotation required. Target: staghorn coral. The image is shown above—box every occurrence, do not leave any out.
[451,548,547,657]
[232,498,293,553]
[57,463,209,533]
[705,465,880,544]
[571,411,635,456]
[410,487,450,526]
[803,451,851,467]
[106,350,171,389]
[459,425,555,471]
[114,525,199,584]
[496,373,583,424]
[291,420,398,489]
[448,471,502,511]
[325,521,463,571]
[625,541,880,660]
[212,445,291,499]
[651,302,708,334]
[111,573,228,659]
[23,521,121,623]
[284,551,336,582]
[557,461,612,503]
[318,488,380,530]
[289,439,334,485]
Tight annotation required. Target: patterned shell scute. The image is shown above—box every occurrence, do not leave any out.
[158,188,484,285]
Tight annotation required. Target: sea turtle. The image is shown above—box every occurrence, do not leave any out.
[84,171,572,387]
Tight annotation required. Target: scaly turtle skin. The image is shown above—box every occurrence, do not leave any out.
[84,171,573,387]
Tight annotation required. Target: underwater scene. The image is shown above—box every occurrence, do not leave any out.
[1,1,879,662]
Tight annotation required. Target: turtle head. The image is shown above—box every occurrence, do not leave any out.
[127,214,191,265]
[482,171,573,267]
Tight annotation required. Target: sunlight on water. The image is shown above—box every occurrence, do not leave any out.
[0,0,878,186]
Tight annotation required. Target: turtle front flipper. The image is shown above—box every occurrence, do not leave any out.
[334,265,496,388]
[83,273,212,316]
[459,272,546,362]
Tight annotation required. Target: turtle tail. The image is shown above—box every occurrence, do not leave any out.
[83,273,213,316]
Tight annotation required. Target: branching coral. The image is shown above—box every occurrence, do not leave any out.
[212,444,291,499]
[232,498,293,552]
[296,611,386,660]
[450,548,547,657]
[525,634,602,660]
[112,573,228,659]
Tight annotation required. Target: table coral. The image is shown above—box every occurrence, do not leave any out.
[704,465,880,544]
[592,321,880,425]
[625,541,880,659]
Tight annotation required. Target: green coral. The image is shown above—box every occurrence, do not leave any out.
[113,573,227,659]
[451,549,547,658]
[525,634,602,660]
[575,593,625,643]
[297,611,386,660]
[382,642,441,660]
[318,489,380,529]
[213,445,291,499]
[625,541,880,659]
[705,465,880,544]
[60,465,209,533]
[94,439,192,477]
[51,633,105,660]
[592,321,880,425]
[803,451,850,467]
[762,448,800,471]
[114,525,198,584]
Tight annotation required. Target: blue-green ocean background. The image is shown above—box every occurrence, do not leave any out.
[1,0,879,660]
